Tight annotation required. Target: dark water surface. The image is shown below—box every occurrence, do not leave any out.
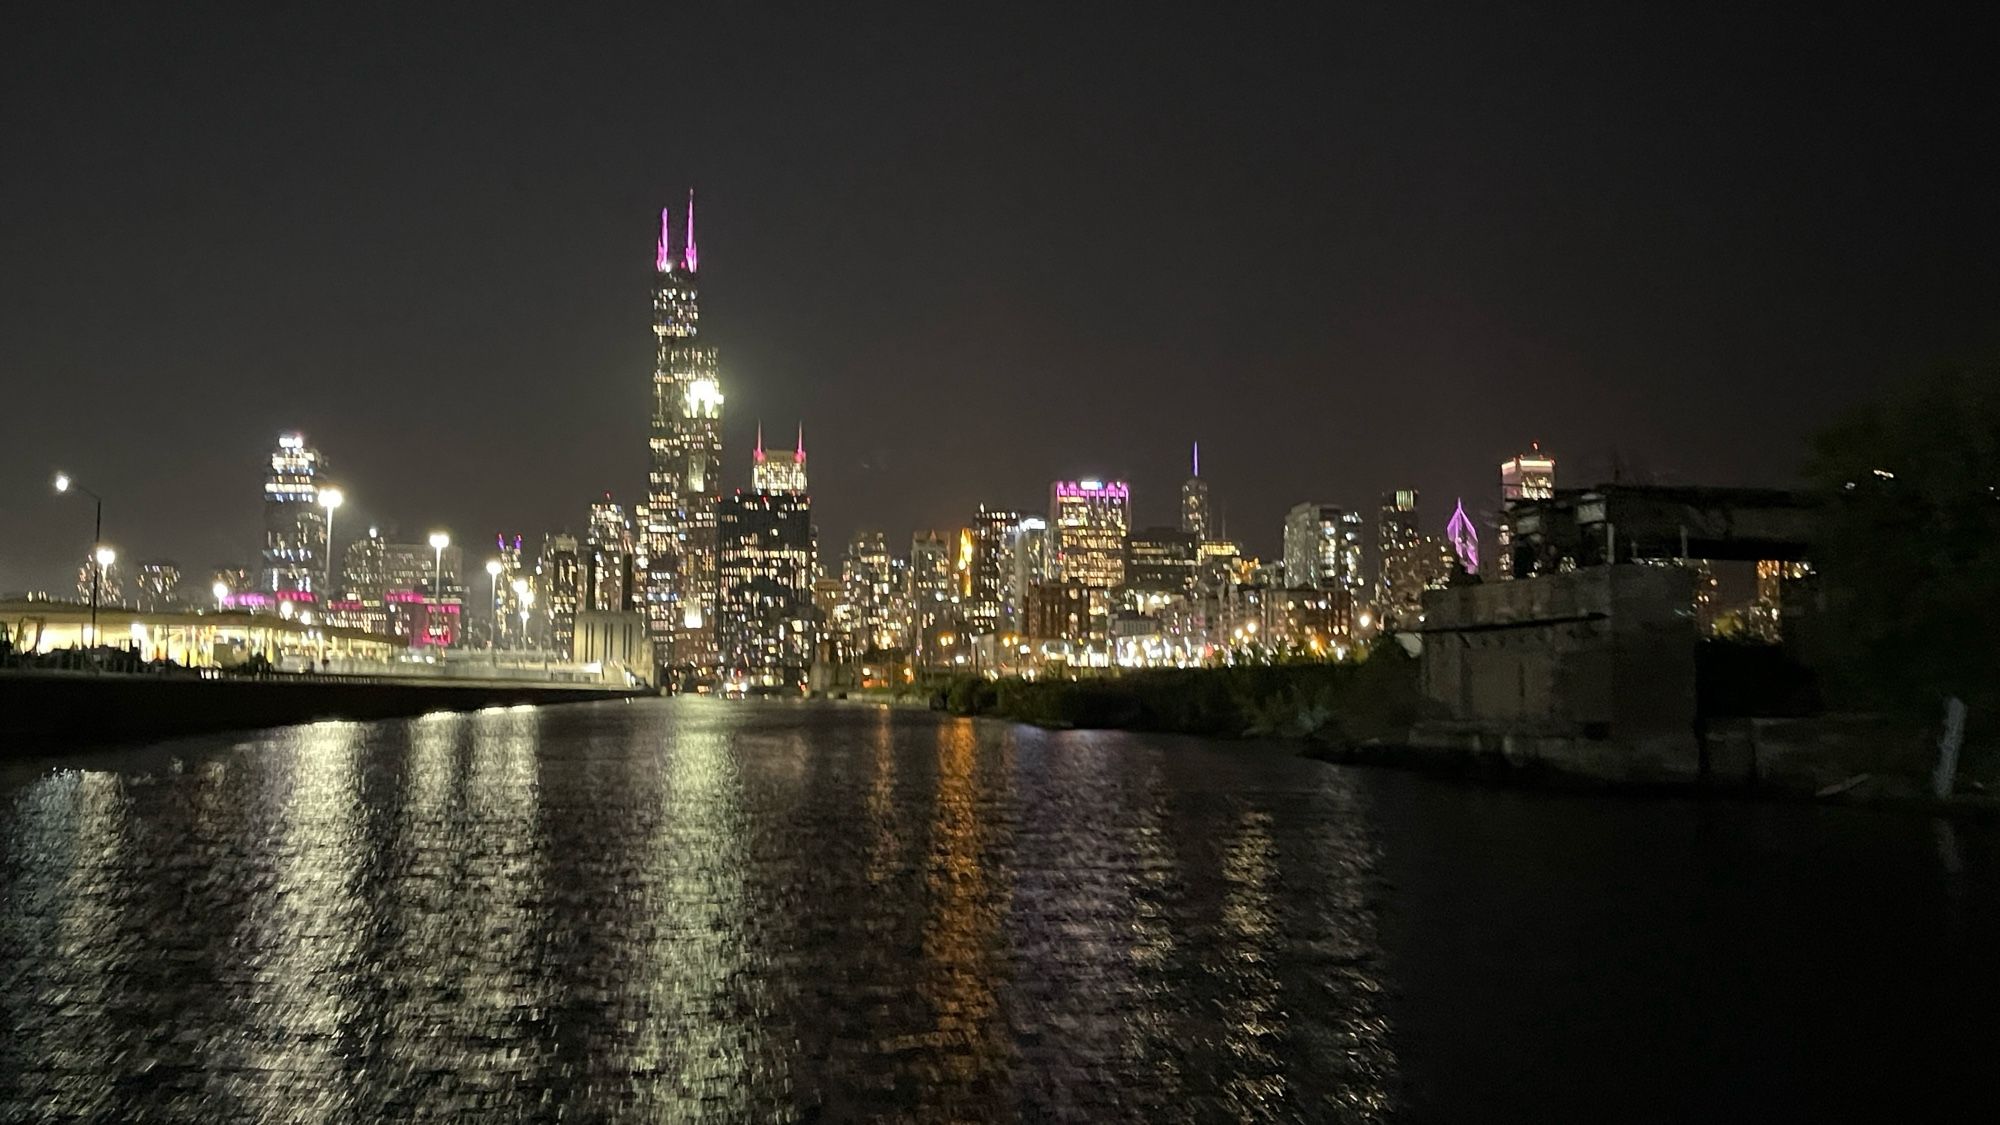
[1,700,1993,1122]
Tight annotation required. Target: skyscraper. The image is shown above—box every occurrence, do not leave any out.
[967,506,1023,637]
[643,192,724,682]
[1283,503,1357,592]
[842,530,900,654]
[1180,442,1212,542]
[1500,443,1557,502]
[586,496,638,613]
[717,443,816,690]
[261,432,326,596]
[1050,479,1130,589]
[1498,443,1557,580]
[751,423,808,494]
[1377,490,1452,630]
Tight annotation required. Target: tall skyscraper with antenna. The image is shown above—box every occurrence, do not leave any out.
[643,191,724,679]
[1180,441,1213,542]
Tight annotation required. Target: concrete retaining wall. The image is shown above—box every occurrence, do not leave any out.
[1410,566,1701,783]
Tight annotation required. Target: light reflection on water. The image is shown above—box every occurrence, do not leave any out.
[0,700,1398,1120]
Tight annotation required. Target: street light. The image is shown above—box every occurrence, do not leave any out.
[428,531,450,598]
[486,559,503,649]
[317,487,344,602]
[54,472,107,649]
[212,580,230,612]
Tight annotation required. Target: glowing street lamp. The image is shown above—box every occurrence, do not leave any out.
[212,580,230,612]
[485,559,503,650]
[428,531,450,599]
[54,471,109,648]
[317,487,344,601]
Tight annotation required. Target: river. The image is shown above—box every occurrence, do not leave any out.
[1,699,1992,1122]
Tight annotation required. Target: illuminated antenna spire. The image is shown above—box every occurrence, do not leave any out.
[1192,440,1200,478]
[655,206,673,272]
[682,188,698,272]
[796,422,805,460]
[754,420,765,463]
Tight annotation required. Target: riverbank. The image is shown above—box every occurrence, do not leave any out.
[932,651,1995,807]
[0,668,649,752]
[936,648,1422,743]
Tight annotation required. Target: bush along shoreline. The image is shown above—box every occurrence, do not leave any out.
[933,643,1423,747]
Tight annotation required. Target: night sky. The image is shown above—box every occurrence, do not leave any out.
[4,3,1995,591]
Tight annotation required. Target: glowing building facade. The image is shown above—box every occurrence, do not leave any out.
[644,192,724,681]
[716,490,816,692]
[1497,444,1556,581]
[261,432,326,596]
[751,424,808,494]
[1050,479,1130,589]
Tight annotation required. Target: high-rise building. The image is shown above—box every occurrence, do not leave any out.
[342,527,460,645]
[1009,516,1049,628]
[1050,479,1130,589]
[717,490,816,690]
[261,432,326,596]
[1124,527,1198,599]
[967,506,1023,637]
[1500,443,1557,502]
[494,534,528,648]
[585,496,638,613]
[751,424,808,494]
[1498,444,1557,581]
[75,553,124,607]
[1376,490,1454,630]
[1283,503,1351,591]
[540,533,581,657]
[643,192,724,681]
[1180,442,1212,542]
[843,530,901,654]
[134,561,183,612]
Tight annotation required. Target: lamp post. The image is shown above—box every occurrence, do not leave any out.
[317,487,344,604]
[485,558,503,650]
[428,531,450,648]
[212,580,230,612]
[54,473,107,648]
[90,546,115,648]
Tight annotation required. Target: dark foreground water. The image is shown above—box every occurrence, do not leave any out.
[1,700,1993,1122]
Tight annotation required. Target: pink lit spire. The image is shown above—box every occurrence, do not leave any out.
[796,422,805,461]
[754,420,766,463]
[655,206,673,272]
[1446,498,1480,574]
[682,188,699,273]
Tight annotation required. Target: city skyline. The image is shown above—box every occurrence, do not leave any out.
[5,7,1996,593]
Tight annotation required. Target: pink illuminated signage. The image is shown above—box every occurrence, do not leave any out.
[1054,479,1130,500]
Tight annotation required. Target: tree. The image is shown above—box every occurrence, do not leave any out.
[1802,362,2000,720]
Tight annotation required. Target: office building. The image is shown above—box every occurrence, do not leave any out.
[1050,479,1130,589]
[643,192,724,679]
[1283,503,1359,592]
[967,506,1023,637]
[842,530,902,655]
[1180,442,1212,541]
[717,490,816,690]
[261,432,326,596]
[1498,443,1556,581]
[133,561,183,612]
[1376,490,1452,630]
[751,424,808,494]
[586,496,638,613]
[540,533,581,656]
[1125,527,1198,599]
